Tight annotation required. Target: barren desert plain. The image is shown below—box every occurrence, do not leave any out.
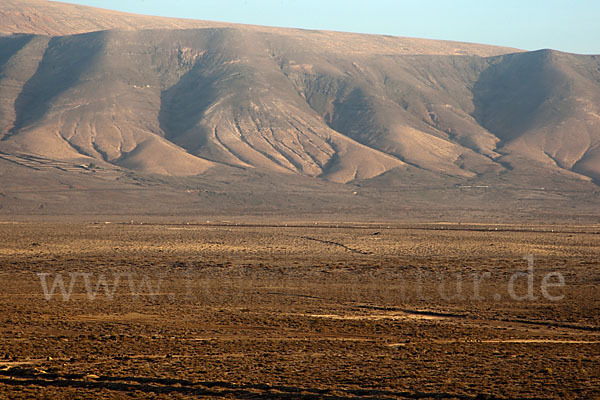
[0,221,598,399]
[1,1,600,398]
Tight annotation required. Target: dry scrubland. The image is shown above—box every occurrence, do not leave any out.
[0,221,598,399]
[1,2,599,399]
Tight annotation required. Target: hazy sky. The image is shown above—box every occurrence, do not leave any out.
[58,0,600,54]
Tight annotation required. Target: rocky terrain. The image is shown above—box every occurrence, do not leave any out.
[0,222,598,399]
[0,3,599,398]
[1,1,599,207]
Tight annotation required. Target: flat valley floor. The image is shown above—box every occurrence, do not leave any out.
[0,221,598,399]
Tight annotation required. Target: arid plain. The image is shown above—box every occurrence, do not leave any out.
[1,1,600,398]
[0,221,598,399]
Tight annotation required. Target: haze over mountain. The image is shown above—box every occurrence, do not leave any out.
[1,0,599,218]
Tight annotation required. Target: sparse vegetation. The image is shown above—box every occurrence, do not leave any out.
[0,222,597,398]
[0,1,598,399]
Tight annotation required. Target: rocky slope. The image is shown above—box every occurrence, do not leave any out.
[1,0,599,189]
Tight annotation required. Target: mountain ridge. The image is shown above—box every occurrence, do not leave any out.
[1,0,599,194]
[1,0,521,57]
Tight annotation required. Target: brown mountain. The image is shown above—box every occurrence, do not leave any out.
[0,0,599,217]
